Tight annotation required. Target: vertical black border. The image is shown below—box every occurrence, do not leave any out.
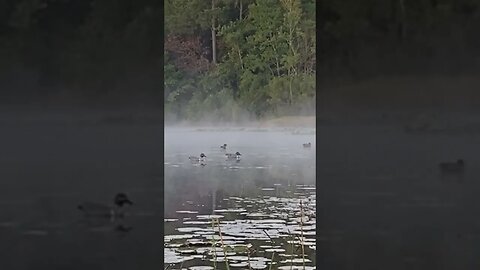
[315,0,322,266]
[160,0,165,265]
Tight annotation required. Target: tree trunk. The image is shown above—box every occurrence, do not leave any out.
[237,47,244,70]
[289,76,293,105]
[239,0,243,20]
[211,0,217,65]
[272,43,281,76]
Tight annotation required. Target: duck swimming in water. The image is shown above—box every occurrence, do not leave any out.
[226,152,241,160]
[303,142,311,148]
[220,144,227,150]
[439,159,465,174]
[77,193,133,219]
[189,153,207,162]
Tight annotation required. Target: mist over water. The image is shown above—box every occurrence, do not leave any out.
[165,128,315,214]
[164,127,316,268]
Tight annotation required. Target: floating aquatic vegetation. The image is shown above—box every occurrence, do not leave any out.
[165,219,179,222]
[196,215,224,220]
[165,243,184,248]
[244,213,270,218]
[214,209,247,213]
[188,266,214,270]
[280,258,312,264]
[265,248,286,253]
[277,266,315,270]
[165,192,316,269]
[229,262,249,267]
[177,227,213,233]
[165,248,196,264]
[179,249,197,255]
[278,254,298,258]
[249,219,286,224]
[183,221,211,225]
[165,234,195,242]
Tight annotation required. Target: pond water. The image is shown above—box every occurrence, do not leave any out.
[0,122,163,270]
[164,128,316,269]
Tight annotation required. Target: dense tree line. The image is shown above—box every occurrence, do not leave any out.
[0,0,163,105]
[318,0,480,81]
[165,0,316,121]
[0,0,479,115]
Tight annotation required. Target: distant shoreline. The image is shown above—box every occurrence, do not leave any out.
[165,116,316,129]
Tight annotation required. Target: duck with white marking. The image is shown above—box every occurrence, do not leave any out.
[226,152,242,160]
[77,193,133,219]
[189,153,206,162]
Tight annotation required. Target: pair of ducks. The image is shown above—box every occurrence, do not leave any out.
[220,144,242,159]
[303,142,312,148]
[189,152,242,161]
[189,144,241,163]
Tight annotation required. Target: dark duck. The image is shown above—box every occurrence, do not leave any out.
[226,152,241,160]
[439,159,464,174]
[77,193,133,219]
[189,153,207,162]
[220,144,227,150]
[303,142,311,148]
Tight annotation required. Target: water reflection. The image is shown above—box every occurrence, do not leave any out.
[164,128,316,269]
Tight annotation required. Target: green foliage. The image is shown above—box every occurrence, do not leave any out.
[4,0,477,113]
[165,0,316,121]
[164,0,211,35]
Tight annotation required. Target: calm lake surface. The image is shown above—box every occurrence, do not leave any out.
[316,122,480,270]
[164,127,316,269]
[0,116,163,270]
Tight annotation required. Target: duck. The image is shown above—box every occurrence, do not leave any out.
[226,152,241,160]
[439,159,465,174]
[189,153,207,162]
[220,144,227,150]
[303,142,311,148]
[115,224,133,233]
[77,193,133,219]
